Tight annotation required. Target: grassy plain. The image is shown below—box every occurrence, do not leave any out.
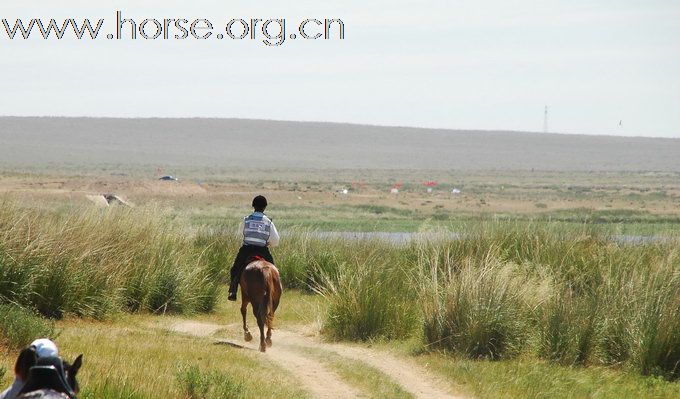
[1,167,680,398]
[1,169,678,234]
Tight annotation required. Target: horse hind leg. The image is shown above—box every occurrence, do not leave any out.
[265,325,272,348]
[241,300,252,342]
[267,286,280,347]
[253,303,267,352]
[265,310,273,347]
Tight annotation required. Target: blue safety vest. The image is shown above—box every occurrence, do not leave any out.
[243,212,272,247]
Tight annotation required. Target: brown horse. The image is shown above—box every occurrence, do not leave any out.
[239,258,282,352]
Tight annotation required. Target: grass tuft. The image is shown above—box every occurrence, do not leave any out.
[0,304,56,349]
[0,200,224,319]
[421,256,532,360]
[176,364,245,399]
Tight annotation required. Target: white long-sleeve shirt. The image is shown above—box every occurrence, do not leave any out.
[266,220,280,247]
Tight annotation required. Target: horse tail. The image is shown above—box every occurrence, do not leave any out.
[250,265,272,328]
[263,267,275,329]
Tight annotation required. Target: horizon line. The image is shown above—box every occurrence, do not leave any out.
[1,114,678,140]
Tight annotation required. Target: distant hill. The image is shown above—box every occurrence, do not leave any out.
[1,117,678,172]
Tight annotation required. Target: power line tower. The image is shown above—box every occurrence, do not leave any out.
[543,105,549,133]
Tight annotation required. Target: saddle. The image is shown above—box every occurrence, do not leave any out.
[18,357,76,398]
[247,255,265,263]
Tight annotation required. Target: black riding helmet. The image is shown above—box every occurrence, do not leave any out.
[252,195,267,212]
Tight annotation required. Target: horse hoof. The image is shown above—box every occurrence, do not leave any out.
[259,344,266,353]
[266,338,272,347]
[244,332,253,342]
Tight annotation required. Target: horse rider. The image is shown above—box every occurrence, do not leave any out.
[0,339,59,399]
[228,195,280,301]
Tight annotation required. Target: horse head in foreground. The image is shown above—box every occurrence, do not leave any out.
[239,257,282,352]
[17,352,82,399]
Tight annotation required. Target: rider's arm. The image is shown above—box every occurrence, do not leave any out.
[267,221,280,247]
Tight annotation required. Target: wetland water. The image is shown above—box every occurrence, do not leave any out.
[312,232,664,245]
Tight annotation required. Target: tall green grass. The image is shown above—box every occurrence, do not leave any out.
[0,200,224,319]
[420,257,536,360]
[176,364,245,399]
[2,199,678,380]
[268,223,679,380]
[315,250,419,341]
[200,229,421,340]
[0,304,55,349]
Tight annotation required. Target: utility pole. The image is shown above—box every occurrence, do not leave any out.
[543,105,548,133]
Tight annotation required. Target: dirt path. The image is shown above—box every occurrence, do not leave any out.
[170,320,361,399]
[168,320,463,399]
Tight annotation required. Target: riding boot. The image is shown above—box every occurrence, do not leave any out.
[229,246,249,301]
[228,279,238,301]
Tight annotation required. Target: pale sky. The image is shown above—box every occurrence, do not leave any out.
[1,0,679,137]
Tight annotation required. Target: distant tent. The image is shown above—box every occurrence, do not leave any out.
[159,175,178,181]
[103,194,132,207]
[86,194,132,208]
[423,181,437,194]
[390,188,399,194]
[451,188,461,194]
[86,195,109,208]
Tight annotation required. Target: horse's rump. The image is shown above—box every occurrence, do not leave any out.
[239,259,282,352]
[241,260,282,326]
